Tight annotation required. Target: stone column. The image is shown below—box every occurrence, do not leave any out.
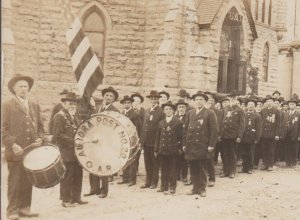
[292,48,300,95]
[1,0,15,97]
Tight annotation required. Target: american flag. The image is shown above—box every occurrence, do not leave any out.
[62,0,103,101]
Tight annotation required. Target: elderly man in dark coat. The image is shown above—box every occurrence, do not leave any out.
[183,91,219,197]
[84,86,120,198]
[118,95,142,186]
[140,90,165,189]
[2,74,44,219]
[52,92,88,207]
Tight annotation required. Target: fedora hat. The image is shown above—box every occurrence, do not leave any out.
[161,101,176,111]
[219,96,230,103]
[177,89,190,98]
[175,99,188,107]
[8,74,34,94]
[131,92,144,103]
[146,90,161,98]
[159,91,170,100]
[120,95,134,104]
[264,95,275,102]
[59,89,69,95]
[61,92,80,102]
[272,90,281,96]
[101,86,119,100]
[228,90,242,98]
[288,98,298,104]
[191,91,208,101]
[245,98,257,106]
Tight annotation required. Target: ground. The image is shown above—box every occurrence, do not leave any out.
[1,157,300,220]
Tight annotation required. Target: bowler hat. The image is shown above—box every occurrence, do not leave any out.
[272,90,281,96]
[178,89,190,98]
[219,96,230,103]
[59,89,69,95]
[131,92,144,103]
[191,91,208,101]
[102,86,119,100]
[161,101,176,111]
[8,74,34,94]
[146,90,161,98]
[120,95,134,104]
[228,90,242,98]
[61,92,80,102]
[159,91,170,100]
[246,98,257,106]
[288,98,298,104]
[264,95,275,102]
[237,96,247,104]
[175,99,188,107]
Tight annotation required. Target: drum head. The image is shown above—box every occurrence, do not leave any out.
[75,112,136,176]
[23,145,60,171]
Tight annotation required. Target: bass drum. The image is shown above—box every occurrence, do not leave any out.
[23,144,66,188]
[74,111,139,176]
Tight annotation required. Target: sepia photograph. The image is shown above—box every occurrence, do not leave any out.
[1,0,300,219]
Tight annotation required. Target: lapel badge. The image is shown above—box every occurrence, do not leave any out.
[227,111,232,117]
[167,126,171,131]
[150,115,153,121]
[198,119,203,125]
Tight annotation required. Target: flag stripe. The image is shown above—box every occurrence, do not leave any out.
[69,29,85,56]
[77,55,100,96]
[71,37,90,70]
[66,18,82,45]
[74,47,94,81]
[83,66,104,100]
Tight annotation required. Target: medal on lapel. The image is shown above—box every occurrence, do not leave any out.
[295,117,298,122]
[167,126,171,131]
[226,111,232,117]
[198,119,203,125]
[150,115,153,121]
[248,120,251,125]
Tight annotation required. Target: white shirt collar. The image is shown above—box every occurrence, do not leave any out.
[16,96,29,109]
[166,115,173,123]
[196,107,204,114]
[150,104,158,111]
[125,107,132,114]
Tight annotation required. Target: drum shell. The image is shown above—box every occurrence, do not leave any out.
[23,145,66,189]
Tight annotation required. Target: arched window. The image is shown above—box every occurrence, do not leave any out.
[263,43,269,82]
[82,9,106,67]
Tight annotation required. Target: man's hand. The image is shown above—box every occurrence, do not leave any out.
[208,146,214,152]
[12,143,24,156]
[275,136,280,141]
[43,135,53,143]
[35,138,43,146]
[182,146,187,152]
[236,138,241,143]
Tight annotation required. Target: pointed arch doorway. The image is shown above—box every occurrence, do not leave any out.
[217,7,246,94]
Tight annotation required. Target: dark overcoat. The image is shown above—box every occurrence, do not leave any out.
[2,97,44,161]
[183,108,219,160]
[242,110,262,144]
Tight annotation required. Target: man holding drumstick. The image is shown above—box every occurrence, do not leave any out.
[2,74,44,219]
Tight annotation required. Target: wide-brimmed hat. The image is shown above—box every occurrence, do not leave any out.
[177,89,190,98]
[8,74,34,94]
[237,96,248,104]
[120,95,134,104]
[159,91,170,100]
[101,86,119,100]
[288,98,298,104]
[264,95,275,102]
[146,90,161,98]
[161,101,176,111]
[219,96,230,103]
[131,92,144,103]
[246,98,257,106]
[191,91,208,101]
[175,99,188,107]
[272,90,281,96]
[61,92,80,102]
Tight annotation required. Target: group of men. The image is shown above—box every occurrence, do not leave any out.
[2,74,300,220]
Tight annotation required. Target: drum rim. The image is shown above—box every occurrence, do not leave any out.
[75,112,135,176]
[23,144,61,172]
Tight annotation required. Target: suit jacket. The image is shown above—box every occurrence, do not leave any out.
[49,103,63,135]
[183,108,219,160]
[210,106,222,134]
[123,108,142,138]
[140,105,165,147]
[154,117,183,155]
[52,109,80,162]
[260,107,281,138]
[220,105,245,139]
[94,103,120,114]
[2,97,44,161]
[281,110,300,141]
[242,110,262,144]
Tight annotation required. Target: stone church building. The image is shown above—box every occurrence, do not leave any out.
[2,0,300,123]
